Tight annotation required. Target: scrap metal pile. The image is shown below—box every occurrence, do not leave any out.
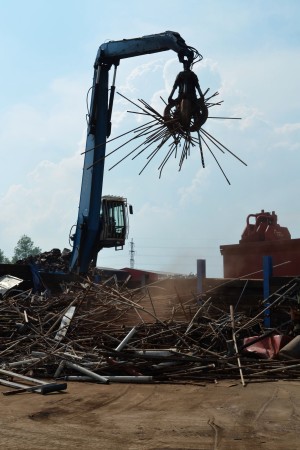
[15,248,71,273]
[1,274,300,395]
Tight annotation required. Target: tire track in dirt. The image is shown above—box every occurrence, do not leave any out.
[253,386,279,422]
[123,385,159,410]
[208,417,222,450]
[288,390,300,421]
[28,385,132,421]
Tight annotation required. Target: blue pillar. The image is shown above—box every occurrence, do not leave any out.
[94,274,101,283]
[263,255,273,328]
[197,259,206,297]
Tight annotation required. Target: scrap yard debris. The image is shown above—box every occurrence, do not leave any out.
[1,268,300,396]
[15,248,71,273]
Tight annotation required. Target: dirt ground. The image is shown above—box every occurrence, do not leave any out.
[1,380,299,450]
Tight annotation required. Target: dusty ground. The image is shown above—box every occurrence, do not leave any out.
[0,380,299,449]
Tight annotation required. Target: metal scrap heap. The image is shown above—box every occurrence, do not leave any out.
[1,276,300,394]
[15,248,71,273]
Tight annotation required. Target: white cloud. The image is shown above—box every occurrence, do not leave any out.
[0,149,83,258]
[178,167,210,206]
[119,58,165,95]
[136,201,175,219]
[0,75,88,200]
[275,123,300,134]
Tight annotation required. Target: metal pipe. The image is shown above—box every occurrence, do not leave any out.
[107,376,153,383]
[61,376,94,381]
[115,326,137,352]
[0,367,48,385]
[0,379,29,390]
[248,363,300,377]
[31,351,47,357]
[230,305,246,387]
[65,360,109,384]
[54,360,66,379]
[7,358,40,368]
[61,375,153,383]
[135,350,175,357]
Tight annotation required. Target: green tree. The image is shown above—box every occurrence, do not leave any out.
[12,235,42,263]
[0,249,10,263]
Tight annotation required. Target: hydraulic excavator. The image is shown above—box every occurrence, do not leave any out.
[68,31,203,274]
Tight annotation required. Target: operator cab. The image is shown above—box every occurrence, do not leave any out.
[99,196,131,250]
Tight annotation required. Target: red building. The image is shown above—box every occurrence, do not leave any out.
[220,211,300,279]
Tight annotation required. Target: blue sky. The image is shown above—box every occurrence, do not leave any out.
[0,0,299,276]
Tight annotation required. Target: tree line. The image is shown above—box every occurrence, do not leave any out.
[0,235,41,264]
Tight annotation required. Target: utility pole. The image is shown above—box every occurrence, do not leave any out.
[129,238,135,269]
